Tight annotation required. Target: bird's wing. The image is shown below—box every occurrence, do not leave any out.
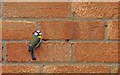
[29,35,40,48]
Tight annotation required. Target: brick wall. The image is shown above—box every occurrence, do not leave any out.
[1,1,119,74]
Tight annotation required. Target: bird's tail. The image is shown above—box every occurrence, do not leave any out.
[31,50,36,60]
[29,45,36,60]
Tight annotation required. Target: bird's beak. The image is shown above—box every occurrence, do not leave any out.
[38,36,42,38]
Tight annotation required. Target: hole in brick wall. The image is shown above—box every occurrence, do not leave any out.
[2,58,4,61]
[104,22,108,27]
[65,39,70,42]
[2,46,4,49]
[43,65,45,67]
[72,11,77,17]
[43,39,49,41]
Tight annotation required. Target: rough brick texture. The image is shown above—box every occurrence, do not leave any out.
[6,42,71,62]
[41,21,105,40]
[43,65,110,73]
[6,42,31,62]
[0,42,2,62]
[2,20,36,40]
[2,2,119,74]
[71,2,118,18]
[4,2,68,18]
[0,3,1,18]
[108,20,119,40]
[0,65,1,75]
[0,20,2,40]
[2,65,42,73]
[75,42,119,62]
[0,23,1,64]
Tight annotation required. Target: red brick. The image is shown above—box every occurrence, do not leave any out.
[4,0,68,2]
[108,20,120,40]
[0,42,2,62]
[4,2,68,18]
[71,2,118,18]
[2,20,36,40]
[0,4,1,18]
[0,20,1,60]
[36,42,71,62]
[6,42,31,62]
[2,65,42,73]
[0,65,1,74]
[0,20,2,40]
[75,43,119,62]
[41,21,105,40]
[6,42,71,62]
[43,65,110,73]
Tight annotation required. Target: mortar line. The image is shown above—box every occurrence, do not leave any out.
[38,64,44,74]
[35,40,120,43]
[41,65,44,73]
[2,40,30,42]
[111,64,119,75]
[69,40,120,43]
[2,17,72,21]
[2,40,120,43]
[43,40,67,42]
[3,62,119,66]
[36,19,40,30]
[2,17,120,21]
[68,1,72,18]
[110,64,113,75]
[71,43,75,63]
[2,18,40,22]
[104,21,109,40]
[118,64,120,74]
[2,41,6,65]
[110,64,119,75]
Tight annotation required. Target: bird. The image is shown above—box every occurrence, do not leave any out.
[28,30,42,60]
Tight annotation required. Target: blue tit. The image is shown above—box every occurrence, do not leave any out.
[29,30,42,60]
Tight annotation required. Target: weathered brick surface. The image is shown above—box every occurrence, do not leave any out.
[0,20,2,40]
[43,65,110,73]
[0,65,1,74]
[2,65,42,73]
[6,42,71,62]
[2,20,36,40]
[0,42,2,62]
[108,20,120,40]
[35,42,72,62]
[75,43,119,62]
[41,21,105,40]
[4,2,68,18]
[0,20,1,62]
[6,42,31,62]
[71,2,118,18]
[0,2,1,18]
[4,0,68,2]
[1,2,119,74]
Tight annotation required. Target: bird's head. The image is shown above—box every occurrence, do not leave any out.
[34,30,42,38]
